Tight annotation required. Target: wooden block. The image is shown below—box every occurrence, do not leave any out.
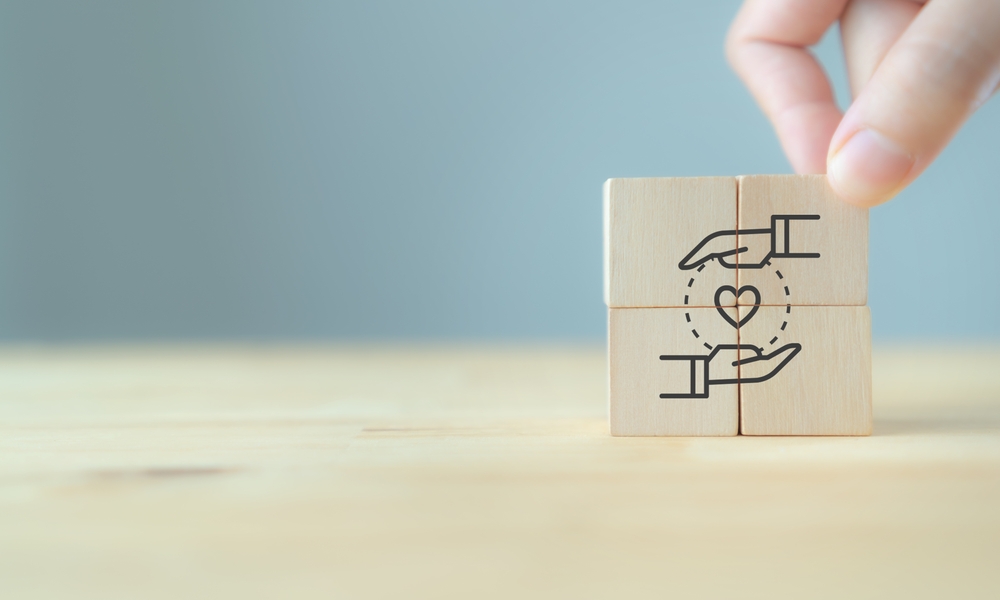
[605,177,737,308]
[737,305,872,435]
[736,175,868,306]
[609,307,740,436]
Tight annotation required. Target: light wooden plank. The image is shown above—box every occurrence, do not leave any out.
[738,306,873,435]
[609,307,739,436]
[737,174,868,306]
[605,177,737,307]
[1,345,999,599]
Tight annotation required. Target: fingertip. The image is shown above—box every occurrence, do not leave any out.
[827,127,914,207]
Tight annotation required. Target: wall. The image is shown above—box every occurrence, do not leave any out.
[0,1,996,340]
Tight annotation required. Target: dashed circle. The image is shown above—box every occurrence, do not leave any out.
[683,260,792,347]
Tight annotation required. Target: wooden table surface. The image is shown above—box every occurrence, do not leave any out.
[2,344,999,599]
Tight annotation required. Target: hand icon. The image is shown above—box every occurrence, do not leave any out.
[676,229,741,270]
[658,342,801,399]
[736,343,801,384]
[679,215,821,271]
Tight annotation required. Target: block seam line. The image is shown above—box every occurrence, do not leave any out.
[737,296,743,436]
[736,175,744,436]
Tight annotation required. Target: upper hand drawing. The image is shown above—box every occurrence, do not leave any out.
[678,215,820,270]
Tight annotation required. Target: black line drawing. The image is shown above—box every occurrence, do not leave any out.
[657,215,819,399]
[658,343,801,399]
[678,215,822,270]
[684,262,786,344]
[713,285,760,328]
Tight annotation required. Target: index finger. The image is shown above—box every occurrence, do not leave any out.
[726,0,849,173]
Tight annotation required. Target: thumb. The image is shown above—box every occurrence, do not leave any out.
[827,0,1000,207]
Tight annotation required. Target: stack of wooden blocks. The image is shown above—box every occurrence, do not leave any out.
[605,175,871,436]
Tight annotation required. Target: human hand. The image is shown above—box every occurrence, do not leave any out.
[726,0,1000,207]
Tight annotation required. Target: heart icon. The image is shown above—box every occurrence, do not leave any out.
[714,285,761,329]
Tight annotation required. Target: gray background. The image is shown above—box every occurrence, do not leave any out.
[0,0,996,341]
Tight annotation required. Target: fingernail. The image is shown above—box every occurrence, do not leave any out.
[828,128,913,206]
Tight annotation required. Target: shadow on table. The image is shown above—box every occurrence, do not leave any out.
[874,414,1000,436]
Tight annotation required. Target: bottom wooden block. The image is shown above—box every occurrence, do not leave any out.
[609,307,739,436]
[737,305,872,436]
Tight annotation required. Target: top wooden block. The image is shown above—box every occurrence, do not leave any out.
[737,175,868,306]
[604,177,737,308]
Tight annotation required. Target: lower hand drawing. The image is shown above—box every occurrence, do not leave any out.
[737,343,801,383]
[658,343,801,399]
[678,215,821,270]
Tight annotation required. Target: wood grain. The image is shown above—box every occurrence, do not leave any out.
[605,177,737,307]
[609,307,739,436]
[2,344,999,599]
[739,306,873,435]
[737,174,868,306]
